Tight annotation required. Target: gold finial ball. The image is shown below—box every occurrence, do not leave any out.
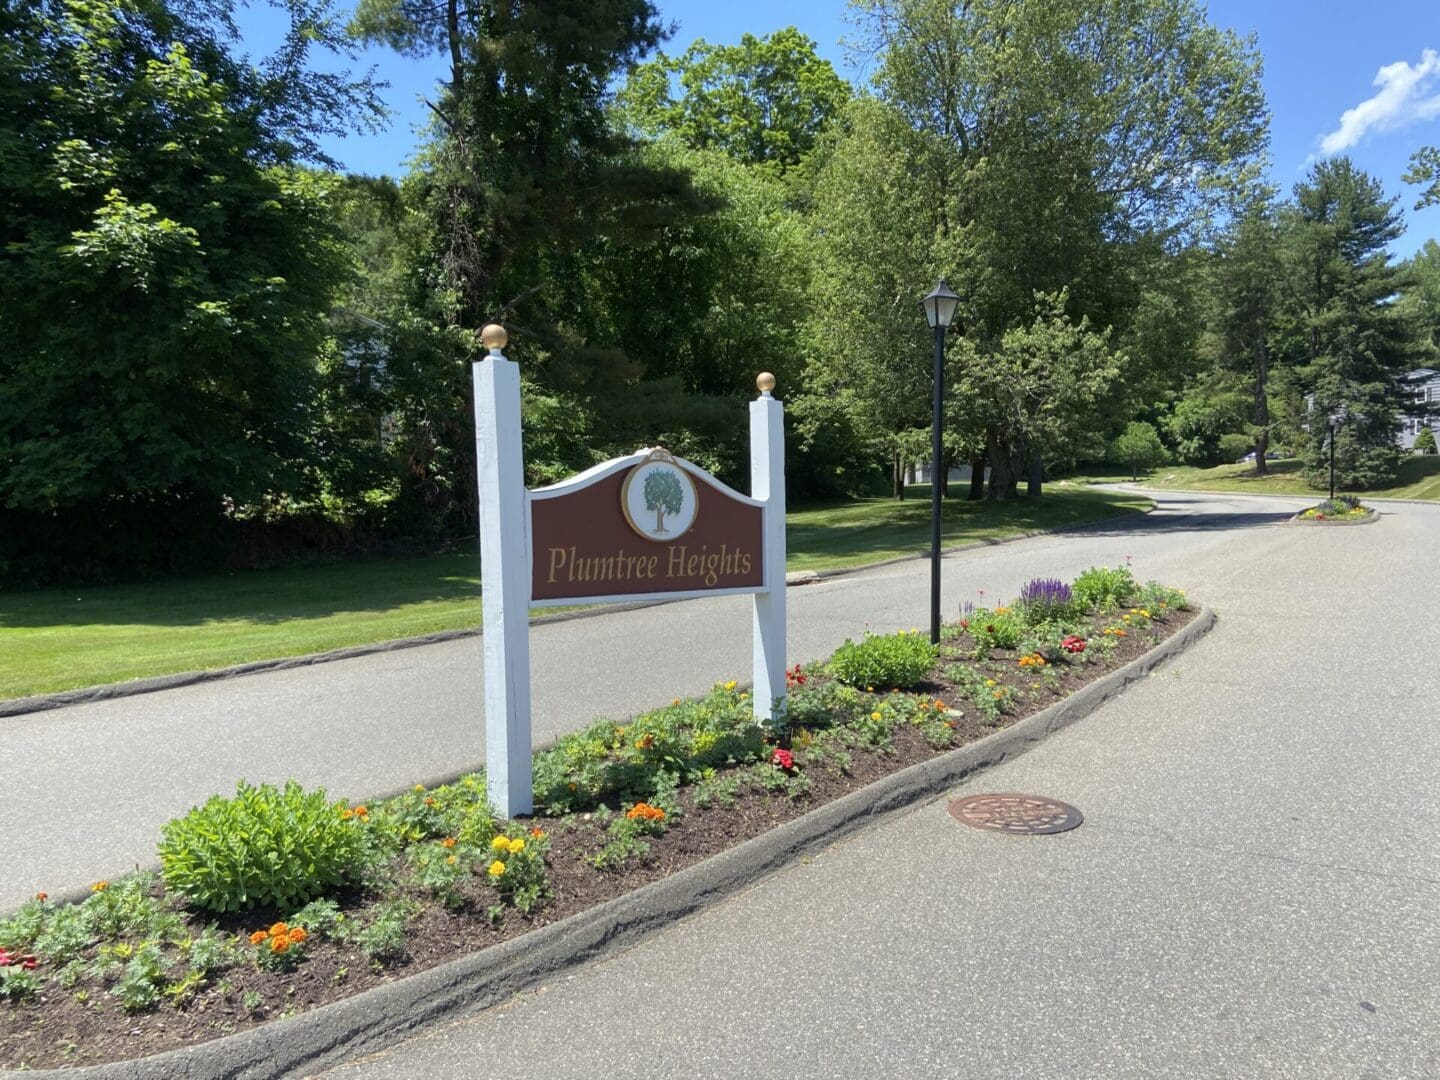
[756,371,776,393]
[481,323,508,351]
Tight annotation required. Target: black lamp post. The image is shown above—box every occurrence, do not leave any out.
[1328,406,1348,501]
[920,279,961,645]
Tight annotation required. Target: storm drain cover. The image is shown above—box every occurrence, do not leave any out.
[947,793,1083,835]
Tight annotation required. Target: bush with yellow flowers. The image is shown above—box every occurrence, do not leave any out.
[483,829,550,914]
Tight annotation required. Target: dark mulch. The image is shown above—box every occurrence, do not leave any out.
[0,609,1193,1071]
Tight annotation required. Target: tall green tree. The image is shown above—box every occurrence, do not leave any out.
[615,28,850,172]
[350,0,715,516]
[1404,145,1440,210]
[802,0,1268,498]
[0,0,376,580]
[1275,158,1414,488]
[1206,192,1282,473]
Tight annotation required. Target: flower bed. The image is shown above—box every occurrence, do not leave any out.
[0,569,1193,1071]
[1294,496,1375,523]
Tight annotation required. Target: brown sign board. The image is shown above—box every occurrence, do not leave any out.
[529,450,765,604]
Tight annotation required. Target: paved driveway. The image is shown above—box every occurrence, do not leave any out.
[313,495,1440,1079]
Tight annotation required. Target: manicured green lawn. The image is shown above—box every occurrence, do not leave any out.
[1072,456,1440,501]
[0,488,1149,700]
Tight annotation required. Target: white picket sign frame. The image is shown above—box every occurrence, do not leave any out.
[473,341,787,818]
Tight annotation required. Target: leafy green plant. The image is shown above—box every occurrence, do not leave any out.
[968,608,1026,651]
[828,630,938,690]
[111,943,169,1013]
[354,899,421,966]
[1072,565,1137,611]
[289,899,345,941]
[410,841,471,911]
[483,830,551,912]
[158,781,367,913]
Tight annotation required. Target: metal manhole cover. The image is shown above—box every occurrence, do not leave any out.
[947,793,1083,835]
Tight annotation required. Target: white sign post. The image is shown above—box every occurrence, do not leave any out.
[472,325,533,817]
[750,373,787,724]
[473,328,786,819]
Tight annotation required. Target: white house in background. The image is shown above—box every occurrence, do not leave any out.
[1399,368,1440,449]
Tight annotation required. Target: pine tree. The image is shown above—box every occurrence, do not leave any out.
[1277,158,1415,489]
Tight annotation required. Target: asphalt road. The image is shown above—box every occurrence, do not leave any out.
[311,493,1440,1080]
[3,490,1311,909]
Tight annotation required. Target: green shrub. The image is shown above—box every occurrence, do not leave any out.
[158,781,367,913]
[1414,425,1436,453]
[969,608,1025,650]
[1072,565,1136,611]
[828,630,938,690]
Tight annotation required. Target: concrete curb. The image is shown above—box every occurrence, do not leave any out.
[0,505,1156,720]
[1,606,1216,1080]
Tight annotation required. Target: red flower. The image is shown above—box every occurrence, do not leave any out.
[771,748,796,772]
[785,665,808,688]
[1061,635,1086,654]
[959,619,970,630]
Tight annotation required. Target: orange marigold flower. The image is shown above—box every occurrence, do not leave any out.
[249,931,268,945]
[91,881,108,892]
[269,922,289,937]
[353,805,369,817]
[440,837,457,848]
[288,927,307,943]
[34,892,46,903]
[626,802,666,822]
[530,827,546,839]
[270,936,290,954]
[424,797,436,807]
[635,733,655,750]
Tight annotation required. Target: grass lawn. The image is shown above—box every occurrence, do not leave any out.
[0,487,1149,700]
[1071,455,1440,501]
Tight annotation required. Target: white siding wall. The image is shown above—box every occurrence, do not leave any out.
[1398,369,1440,450]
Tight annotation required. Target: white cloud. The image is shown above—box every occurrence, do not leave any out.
[1317,49,1440,156]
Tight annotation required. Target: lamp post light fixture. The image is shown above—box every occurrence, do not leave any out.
[1328,405,1348,501]
[920,279,962,645]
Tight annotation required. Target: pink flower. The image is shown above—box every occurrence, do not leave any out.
[771,748,796,772]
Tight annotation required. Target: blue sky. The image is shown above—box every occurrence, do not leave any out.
[238,0,1440,257]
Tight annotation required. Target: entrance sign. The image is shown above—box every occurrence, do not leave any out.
[530,449,764,604]
[473,325,787,818]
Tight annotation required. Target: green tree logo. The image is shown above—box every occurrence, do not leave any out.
[643,469,685,534]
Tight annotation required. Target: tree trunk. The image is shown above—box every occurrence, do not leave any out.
[968,456,985,500]
[892,451,904,500]
[1027,449,1043,498]
[986,434,1022,500]
[1131,462,1138,482]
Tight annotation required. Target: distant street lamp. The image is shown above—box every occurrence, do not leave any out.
[1328,405,1348,501]
[920,279,961,645]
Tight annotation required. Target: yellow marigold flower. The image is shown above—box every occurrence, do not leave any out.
[490,835,510,852]
[488,860,507,878]
[724,680,737,691]
[995,606,1011,615]
[414,784,424,792]
[446,855,458,866]
[249,930,268,945]
[508,837,526,854]
[984,679,996,687]
[340,808,354,820]
[871,711,882,721]
[91,881,108,892]
[672,698,681,706]
[866,686,874,692]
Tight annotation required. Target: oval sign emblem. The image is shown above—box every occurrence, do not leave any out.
[621,453,698,542]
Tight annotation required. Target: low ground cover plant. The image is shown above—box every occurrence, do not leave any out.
[0,565,1193,1071]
